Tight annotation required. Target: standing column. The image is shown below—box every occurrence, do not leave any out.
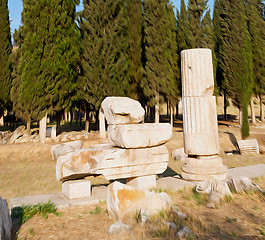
[39,113,47,143]
[181,48,227,181]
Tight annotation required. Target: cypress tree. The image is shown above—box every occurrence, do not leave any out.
[143,0,179,123]
[218,0,253,138]
[18,0,80,121]
[0,0,12,117]
[187,0,208,48]
[78,0,129,113]
[127,0,144,100]
[245,0,265,121]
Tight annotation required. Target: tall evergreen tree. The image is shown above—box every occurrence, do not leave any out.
[245,0,265,121]
[127,0,144,100]
[0,0,12,117]
[218,0,253,138]
[78,0,129,113]
[17,0,80,121]
[187,0,209,48]
[143,0,179,123]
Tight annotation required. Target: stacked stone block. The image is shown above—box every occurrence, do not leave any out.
[181,49,227,181]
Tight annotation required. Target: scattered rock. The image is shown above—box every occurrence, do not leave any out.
[107,181,172,220]
[108,123,172,148]
[175,226,193,239]
[237,139,260,155]
[7,125,26,144]
[171,148,187,161]
[107,220,131,234]
[227,176,264,193]
[101,96,145,125]
[0,197,12,240]
[51,140,83,160]
[137,209,151,225]
[206,202,216,209]
[171,206,187,220]
[165,222,178,230]
[226,152,233,156]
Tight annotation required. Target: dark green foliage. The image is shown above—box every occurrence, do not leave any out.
[78,0,129,111]
[11,201,59,225]
[143,0,180,107]
[127,0,144,100]
[0,0,12,116]
[187,0,209,48]
[245,0,265,96]
[17,0,80,121]
[218,0,253,138]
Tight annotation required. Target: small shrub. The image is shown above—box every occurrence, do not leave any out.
[89,205,102,214]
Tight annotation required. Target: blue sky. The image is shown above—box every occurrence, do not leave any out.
[8,0,215,36]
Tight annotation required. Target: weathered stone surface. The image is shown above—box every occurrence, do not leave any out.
[108,123,172,148]
[237,139,260,155]
[39,114,47,143]
[107,181,172,220]
[56,144,168,181]
[181,156,228,181]
[101,97,145,125]
[7,125,26,144]
[172,148,187,161]
[107,221,132,234]
[227,176,264,193]
[182,96,219,155]
[126,175,156,190]
[62,180,91,199]
[51,140,83,160]
[0,197,12,240]
[181,48,214,97]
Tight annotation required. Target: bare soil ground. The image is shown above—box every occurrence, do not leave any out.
[0,118,265,239]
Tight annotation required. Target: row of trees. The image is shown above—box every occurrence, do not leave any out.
[0,0,264,138]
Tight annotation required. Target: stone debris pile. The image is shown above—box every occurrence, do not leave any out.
[54,96,172,199]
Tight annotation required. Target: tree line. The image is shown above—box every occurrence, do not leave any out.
[0,0,264,138]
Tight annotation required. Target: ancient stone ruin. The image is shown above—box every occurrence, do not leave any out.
[54,97,172,199]
[180,48,228,181]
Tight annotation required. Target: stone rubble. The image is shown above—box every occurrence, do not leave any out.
[237,139,260,155]
[107,220,132,235]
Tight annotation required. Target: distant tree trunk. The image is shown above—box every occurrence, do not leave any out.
[26,117,31,135]
[170,105,173,126]
[39,113,47,143]
[250,95,256,124]
[99,108,106,139]
[224,93,228,120]
[239,108,242,126]
[167,100,169,118]
[56,111,61,128]
[0,115,3,126]
[70,111,73,126]
[260,94,264,121]
[175,102,179,120]
[85,106,90,132]
[155,94,159,123]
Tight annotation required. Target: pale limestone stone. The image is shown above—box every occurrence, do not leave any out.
[62,180,91,199]
[227,177,263,193]
[181,48,214,97]
[99,108,106,139]
[107,181,172,220]
[181,156,228,181]
[51,140,83,160]
[107,221,131,234]
[237,139,260,155]
[7,125,26,144]
[126,175,156,190]
[101,97,145,125]
[56,144,168,181]
[51,126,56,139]
[108,123,172,148]
[196,180,231,198]
[39,114,47,143]
[0,197,12,240]
[182,96,219,155]
[0,116,3,126]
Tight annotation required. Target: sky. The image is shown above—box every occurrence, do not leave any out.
[8,0,215,37]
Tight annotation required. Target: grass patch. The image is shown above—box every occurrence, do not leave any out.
[11,201,60,224]
[89,205,102,215]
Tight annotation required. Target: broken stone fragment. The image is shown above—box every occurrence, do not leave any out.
[107,181,172,220]
[108,123,172,148]
[227,176,264,193]
[0,197,12,240]
[7,125,26,144]
[237,139,260,155]
[51,140,83,160]
[56,144,168,181]
[101,97,145,125]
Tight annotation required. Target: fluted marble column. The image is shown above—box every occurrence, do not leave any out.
[181,49,227,181]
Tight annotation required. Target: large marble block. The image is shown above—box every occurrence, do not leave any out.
[101,97,145,125]
[181,48,214,97]
[108,123,172,148]
[56,144,168,181]
[182,96,219,155]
